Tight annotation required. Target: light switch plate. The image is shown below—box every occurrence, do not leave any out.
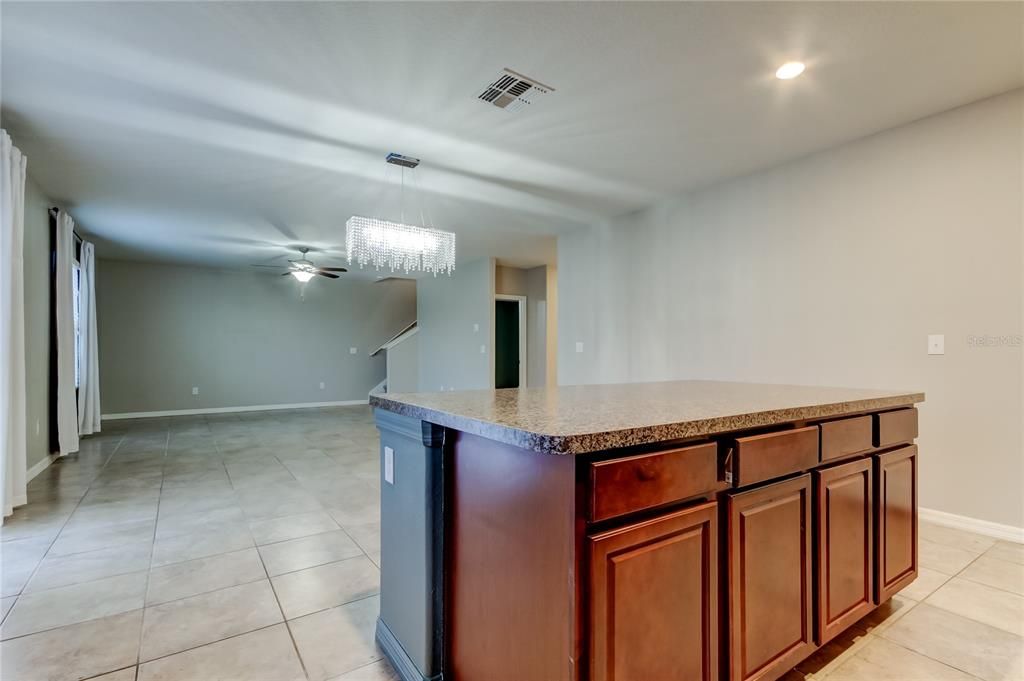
[191,387,199,396]
[480,344,486,354]
[349,347,358,355]
[384,446,394,484]
[928,334,945,355]
[473,323,479,333]
[575,341,584,353]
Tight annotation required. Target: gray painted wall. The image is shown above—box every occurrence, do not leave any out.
[558,91,1023,528]
[387,332,419,394]
[97,260,416,413]
[417,258,495,392]
[23,172,53,470]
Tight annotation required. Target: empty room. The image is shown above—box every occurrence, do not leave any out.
[1,2,1021,681]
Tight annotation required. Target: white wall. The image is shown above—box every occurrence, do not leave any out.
[97,260,416,413]
[417,258,495,392]
[559,90,1023,529]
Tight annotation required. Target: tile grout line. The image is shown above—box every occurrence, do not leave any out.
[136,426,171,670]
[239,424,314,681]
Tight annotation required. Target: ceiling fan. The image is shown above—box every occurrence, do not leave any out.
[251,247,348,282]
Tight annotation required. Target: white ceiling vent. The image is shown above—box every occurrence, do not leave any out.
[477,68,554,112]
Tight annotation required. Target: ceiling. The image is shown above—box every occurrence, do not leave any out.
[2,1,1021,274]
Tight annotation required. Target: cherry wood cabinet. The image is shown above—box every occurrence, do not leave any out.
[589,501,718,681]
[727,475,815,681]
[875,445,918,603]
[814,458,874,645]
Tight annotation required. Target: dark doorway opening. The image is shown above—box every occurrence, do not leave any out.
[495,299,521,389]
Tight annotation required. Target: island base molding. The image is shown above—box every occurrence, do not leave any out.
[376,619,442,681]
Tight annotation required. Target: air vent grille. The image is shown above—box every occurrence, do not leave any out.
[477,68,554,112]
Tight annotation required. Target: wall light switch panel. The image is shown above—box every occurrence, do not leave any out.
[319,382,325,390]
[191,387,199,396]
[575,341,584,353]
[349,347,358,354]
[384,446,394,484]
[473,323,479,333]
[480,344,486,354]
[928,334,945,355]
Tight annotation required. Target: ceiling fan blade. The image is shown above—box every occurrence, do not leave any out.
[316,271,340,279]
[281,272,293,276]
[318,267,348,272]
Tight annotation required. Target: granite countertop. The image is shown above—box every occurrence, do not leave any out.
[369,380,924,455]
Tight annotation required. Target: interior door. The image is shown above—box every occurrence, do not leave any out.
[494,299,520,388]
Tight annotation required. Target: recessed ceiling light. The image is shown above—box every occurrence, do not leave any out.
[775,61,806,80]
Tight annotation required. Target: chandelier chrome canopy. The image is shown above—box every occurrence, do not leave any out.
[346,154,456,276]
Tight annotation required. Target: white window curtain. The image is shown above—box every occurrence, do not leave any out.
[1,130,28,517]
[77,242,101,435]
[55,210,79,455]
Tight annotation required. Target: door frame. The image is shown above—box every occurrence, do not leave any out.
[495,294,527,388]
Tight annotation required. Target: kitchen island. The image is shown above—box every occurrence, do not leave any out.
[370,381,924,681]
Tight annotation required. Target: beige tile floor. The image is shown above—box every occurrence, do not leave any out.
[1,406,1022,681]
[1,406,396,681]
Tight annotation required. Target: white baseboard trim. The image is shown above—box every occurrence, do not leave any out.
[102,399,370,421]
[920,507,1024,544]
[26,453,59,482]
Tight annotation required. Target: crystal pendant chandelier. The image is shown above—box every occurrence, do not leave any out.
[346,154,456,276]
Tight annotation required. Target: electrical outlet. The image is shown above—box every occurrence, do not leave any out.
[349,347,357,355]
[191,387,199,396]
[35,420,40,436]
[384,446,394,484]
[319,382,325,390]
[480,344,486,354]
[473,323,479,333]
[575,341,584,353]
[928,334,945,355]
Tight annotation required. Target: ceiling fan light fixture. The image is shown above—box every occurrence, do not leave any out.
[775,61,806,80]
[291,270,315,283]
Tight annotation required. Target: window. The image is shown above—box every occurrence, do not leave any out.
[73,259,81,388]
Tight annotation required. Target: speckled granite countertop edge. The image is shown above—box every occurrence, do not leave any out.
[369,391,925,455]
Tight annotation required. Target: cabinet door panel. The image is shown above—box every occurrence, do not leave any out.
[876,445,918,603]
[728,475,814,681]
[815,458,874,645]
[589,501,717,681]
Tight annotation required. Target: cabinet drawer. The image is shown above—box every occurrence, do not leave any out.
[874,408,918,448]
[589,443,718,522]
[820,415,873,462]
[727,427,818,487]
